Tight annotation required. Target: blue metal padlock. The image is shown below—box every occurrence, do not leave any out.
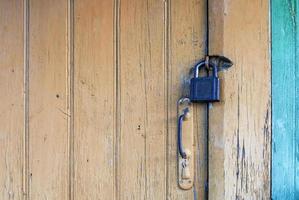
[189,61,220,102]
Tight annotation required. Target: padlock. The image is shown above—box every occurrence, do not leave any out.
[189,61,220,102]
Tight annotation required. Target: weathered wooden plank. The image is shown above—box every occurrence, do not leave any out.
[118,0,167,199]
[73,0,115,199]
[208,0,271,199]
[272,0,298,199]
[0,1,24,199]
[28,0,69,199]
[167,0,207,199]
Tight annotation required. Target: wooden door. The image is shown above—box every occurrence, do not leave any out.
[0,0,270,199]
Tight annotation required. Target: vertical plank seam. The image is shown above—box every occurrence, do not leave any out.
[23,0,30,199]
[164,0,169,199]
[165,0,170,199]
[269,0,273,197]
[114,0,121,199]
[67,0,75,199]
[206,1,210,199]
[206,0,209,55]
[144,1,150,199]
[192,2,208,199]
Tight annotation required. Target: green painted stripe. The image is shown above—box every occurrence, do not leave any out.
[272,0,299,199]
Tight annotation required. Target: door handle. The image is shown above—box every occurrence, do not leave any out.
[178,107,191,159]
[177,98,194,190]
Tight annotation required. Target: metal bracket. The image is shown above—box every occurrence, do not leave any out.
[177,98,194,190]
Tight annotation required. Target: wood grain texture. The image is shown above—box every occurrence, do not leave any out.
[0,0,209,199]
[208,0,271,199]
[167,0,207,199]
[272,0,298,199]
[0,1,24,199]
[28,0,69,199]
[118,0,167,199]
[73,0,115,199]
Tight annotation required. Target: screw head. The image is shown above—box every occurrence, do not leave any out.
[184,112,191,120]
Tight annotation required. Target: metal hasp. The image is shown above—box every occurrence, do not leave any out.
[190,55,233,103]
[176,56,232,190]
[177,98,194,190]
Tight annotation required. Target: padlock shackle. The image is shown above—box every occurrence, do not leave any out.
[193,59,218,78]
[212,64,218,77]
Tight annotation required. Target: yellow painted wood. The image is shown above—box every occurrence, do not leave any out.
[0,1,24,199]
[73,0,115,199]
[28,0,69,199]
[167,0,207,199]
[0,0,272,199]
[208,0,271,199]
[118,0,167,199]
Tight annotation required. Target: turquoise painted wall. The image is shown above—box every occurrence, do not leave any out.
[272,0,299,199]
